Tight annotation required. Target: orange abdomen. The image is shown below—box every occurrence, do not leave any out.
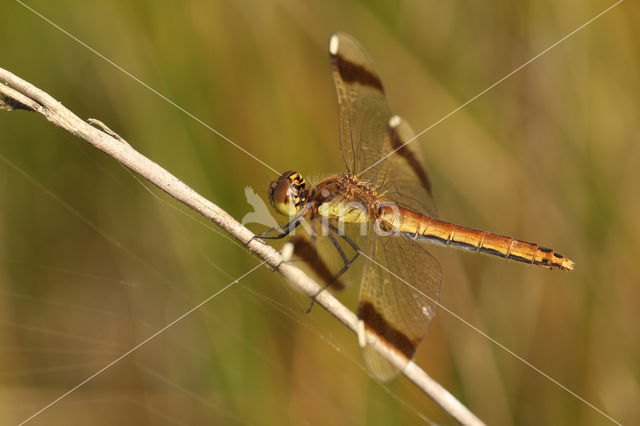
[377,204,574,271]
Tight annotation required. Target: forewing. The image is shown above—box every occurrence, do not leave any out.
[329,33,392,177]
[358,233,442,381]
[379,116,437,217]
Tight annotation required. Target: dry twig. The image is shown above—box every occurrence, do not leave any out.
[0,67,485,426]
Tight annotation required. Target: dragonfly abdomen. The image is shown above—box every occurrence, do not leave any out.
[378,204,574,271]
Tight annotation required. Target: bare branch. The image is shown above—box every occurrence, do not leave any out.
[87,118,130,145]
[0,66,485,426]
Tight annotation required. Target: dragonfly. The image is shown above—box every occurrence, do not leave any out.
[259,32,574,381]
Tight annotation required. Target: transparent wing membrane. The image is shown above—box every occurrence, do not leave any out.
[330,33,392,177]
[358,232,441,381]
[329,33,442,380]
[380,116,437,217]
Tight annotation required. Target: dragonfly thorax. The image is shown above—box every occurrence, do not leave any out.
[269,171,309,216]
[314,173,380,224]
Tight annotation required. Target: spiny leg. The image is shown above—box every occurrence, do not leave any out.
[331,224,360,255]
[252,217,303,241]
[250,210,308,272]
[288,233,357,295]
[306,224,360,313]
[328,224,360,276]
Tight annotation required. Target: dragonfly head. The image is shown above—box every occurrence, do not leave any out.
[269,171,309,216]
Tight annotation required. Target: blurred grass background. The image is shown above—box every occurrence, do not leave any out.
[1,0,639,425]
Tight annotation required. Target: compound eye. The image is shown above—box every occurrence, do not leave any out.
[269,172,302,216]
[268,171,307,217]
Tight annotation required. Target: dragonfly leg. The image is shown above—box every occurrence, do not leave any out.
[250,209,312,273]
[250,207,309,247]
[331,224,360,254]
[252,219,302,241]
[306,225,360,313]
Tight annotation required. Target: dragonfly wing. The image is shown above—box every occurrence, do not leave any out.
[330,34,442,380]
[380,115,437,217]
[330,35,436,216]
[358,232,442,381]
[290,219,370,292]
[329,33,392,178]
[288,234,346,291]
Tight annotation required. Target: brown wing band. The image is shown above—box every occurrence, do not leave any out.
[331,54,384,92]
[389,124,433,195]
[358,300,416,360]
[291,236,346,291]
